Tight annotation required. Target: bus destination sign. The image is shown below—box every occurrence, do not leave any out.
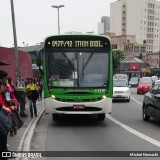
[46,40,108,48]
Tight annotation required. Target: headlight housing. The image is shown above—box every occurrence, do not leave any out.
[102,95,107,99]
[51,95,56,99]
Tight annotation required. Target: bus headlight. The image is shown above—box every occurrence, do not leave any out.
[51,95,56,99]
[102,95,107,99]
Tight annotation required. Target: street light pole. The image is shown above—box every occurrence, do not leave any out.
[52,5,65,34]
[10,0,20,78]
[23,42,29,53]
[86,31,94,34]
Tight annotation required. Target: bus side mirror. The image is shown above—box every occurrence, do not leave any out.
[37,49,43,67]
[37,49,44,75]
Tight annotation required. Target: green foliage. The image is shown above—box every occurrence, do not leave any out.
[32,56,37,64]
[112,50,125,71]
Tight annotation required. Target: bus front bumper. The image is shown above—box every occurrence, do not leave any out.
[44,97,112,115]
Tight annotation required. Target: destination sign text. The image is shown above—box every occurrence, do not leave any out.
[47,40,107,48]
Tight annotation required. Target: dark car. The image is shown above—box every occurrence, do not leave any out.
[142,85,160,121]
[129,77,139,87]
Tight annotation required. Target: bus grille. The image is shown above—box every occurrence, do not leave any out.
[56,107,102,112]
[56,97,102,102]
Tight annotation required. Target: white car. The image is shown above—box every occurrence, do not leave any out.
[113,79,130,102]
[155,79,160,86]
[151,76,159,85]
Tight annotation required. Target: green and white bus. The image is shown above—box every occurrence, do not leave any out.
[37,34,113,121]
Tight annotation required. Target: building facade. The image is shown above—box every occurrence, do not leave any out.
[101,16,110,33]
[98,23,104,34]
[111,35,136,50]
[98,16,110,34]
[146,53,160,67]
[0,47,32,83]
[110,0,160,53]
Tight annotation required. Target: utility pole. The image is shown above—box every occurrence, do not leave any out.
[10,0,20,78]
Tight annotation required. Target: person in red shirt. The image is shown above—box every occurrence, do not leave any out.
[0,83,15,111]
[0,79,13,154]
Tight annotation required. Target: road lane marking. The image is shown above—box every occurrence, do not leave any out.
[16,106,45,160]
[131,97,142,105]
[106,114,160,148]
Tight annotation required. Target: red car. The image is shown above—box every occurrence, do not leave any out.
[137,77,152,94]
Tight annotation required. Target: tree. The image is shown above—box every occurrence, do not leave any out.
[32,56,37,64]
[113,50,125,73]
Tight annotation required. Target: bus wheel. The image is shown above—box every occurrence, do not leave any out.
[52,114,59,121]
[97,114,105,121]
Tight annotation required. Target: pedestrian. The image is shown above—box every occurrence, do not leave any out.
[0,79,13,154]
[5,77,23,136]
[0,70,8,84]
[25,78,29,87]
[5,77,19,110]
[36,79,43,101]
[16,76,27,117]
[0,104,12,157]
[26,78,39,118]
[16,76,25,88]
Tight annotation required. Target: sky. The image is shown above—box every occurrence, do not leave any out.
[0,0,117,48]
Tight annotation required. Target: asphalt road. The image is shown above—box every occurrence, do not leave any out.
[31,87,160,160]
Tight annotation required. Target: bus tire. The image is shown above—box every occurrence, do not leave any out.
[97,114,105,121]
[52,114,59,121]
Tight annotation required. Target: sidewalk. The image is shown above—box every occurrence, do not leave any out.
[7,100,45,152]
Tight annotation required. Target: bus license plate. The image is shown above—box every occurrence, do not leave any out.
[73,105,85,109]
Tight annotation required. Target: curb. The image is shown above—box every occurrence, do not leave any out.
[16,106,45,160]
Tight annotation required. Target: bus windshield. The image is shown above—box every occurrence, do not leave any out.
[46,51,109,88]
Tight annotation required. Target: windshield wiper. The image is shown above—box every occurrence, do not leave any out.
[82,53,94,70]
[82,52,94,80]
[62,53,74,70]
